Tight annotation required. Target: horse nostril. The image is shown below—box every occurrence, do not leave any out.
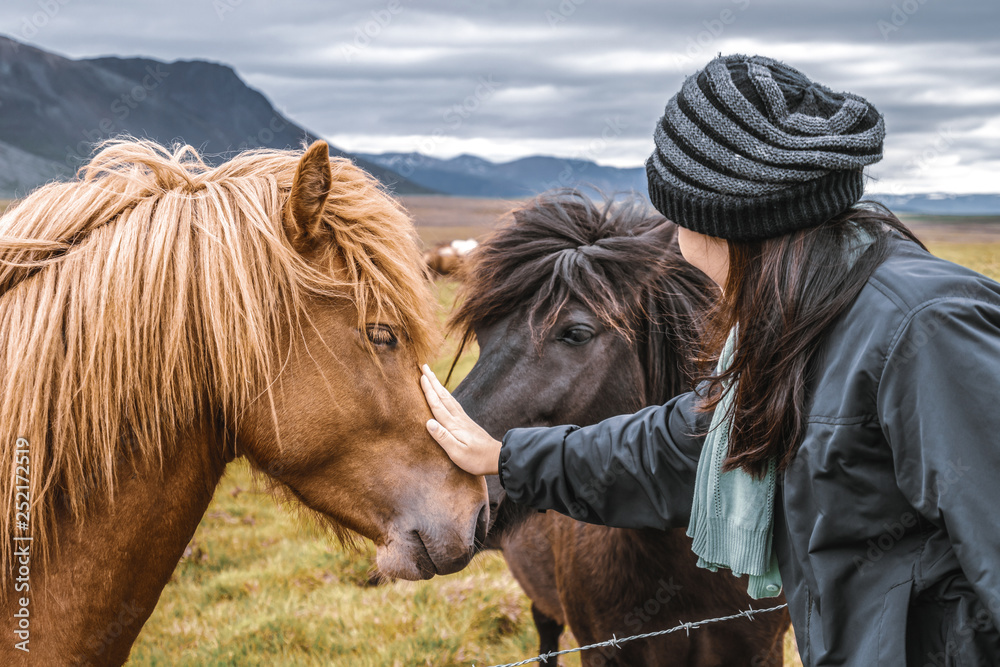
[474,503,489,547]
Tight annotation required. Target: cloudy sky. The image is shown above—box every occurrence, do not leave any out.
[4,0,999,193]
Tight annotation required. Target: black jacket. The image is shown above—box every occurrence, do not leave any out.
[498,239,1000,666]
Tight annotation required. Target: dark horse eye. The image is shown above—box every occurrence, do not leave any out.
[365,324,398,347]
[558,325,594,346]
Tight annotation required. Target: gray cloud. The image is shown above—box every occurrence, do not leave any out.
[2,0,998,192]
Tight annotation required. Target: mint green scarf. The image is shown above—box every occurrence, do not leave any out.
[686,226,875,600]
[686,327,782,599]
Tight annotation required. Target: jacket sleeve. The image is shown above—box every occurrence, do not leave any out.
[877,296,1000,625]
[498,389,709,530]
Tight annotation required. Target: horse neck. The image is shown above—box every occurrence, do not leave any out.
[592,298,698,556]
[1,421,231,666]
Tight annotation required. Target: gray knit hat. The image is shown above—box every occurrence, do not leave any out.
[646,54,885,241]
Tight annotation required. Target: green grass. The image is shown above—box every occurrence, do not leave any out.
[427,279,479,387]
[926,242,1000,280]
[129,243,1000,667]
[128,463,538,666]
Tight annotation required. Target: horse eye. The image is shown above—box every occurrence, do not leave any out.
[558,325,594,346]
[365,324,398,348]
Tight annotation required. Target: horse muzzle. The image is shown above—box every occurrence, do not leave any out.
[375,501,489,580]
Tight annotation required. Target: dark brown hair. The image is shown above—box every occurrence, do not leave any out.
[700,203,925,477]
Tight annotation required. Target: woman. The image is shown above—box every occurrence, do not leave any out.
[420,54,1000,666]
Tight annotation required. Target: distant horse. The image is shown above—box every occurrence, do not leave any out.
[451,191,790,666]
[424,238,479,276]
[0,140,488,666]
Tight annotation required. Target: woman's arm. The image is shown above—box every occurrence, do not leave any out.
[878,296,1000,628]
[421,366,709,530]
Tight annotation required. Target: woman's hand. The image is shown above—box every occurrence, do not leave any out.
[420,364,502,476]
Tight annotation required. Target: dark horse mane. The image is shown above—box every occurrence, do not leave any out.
[449,189,718,402]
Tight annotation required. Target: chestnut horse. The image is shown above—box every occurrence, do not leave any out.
[451,191,790,665]
[424,239,479,276]
[0,140,488,665]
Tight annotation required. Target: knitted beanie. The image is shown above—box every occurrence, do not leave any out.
[646,54,885,241]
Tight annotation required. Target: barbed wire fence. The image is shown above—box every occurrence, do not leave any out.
[480,603,789,667]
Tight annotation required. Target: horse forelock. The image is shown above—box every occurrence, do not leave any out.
[451,189,716,396]
[0,138,436,579]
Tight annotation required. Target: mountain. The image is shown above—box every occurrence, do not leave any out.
[867,193,1000,216]
[3,34,996,214]
[0,36,431,197]
[363,151,1000,214]
[357,152,647,198]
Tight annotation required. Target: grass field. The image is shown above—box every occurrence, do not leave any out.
[926,242,1000,278]
[128,237,1000,667]
[2,192,997,665]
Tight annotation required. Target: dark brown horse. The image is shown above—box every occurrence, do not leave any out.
[451,191,790,666]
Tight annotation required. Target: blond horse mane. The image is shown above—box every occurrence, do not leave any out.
[0,139,437,581]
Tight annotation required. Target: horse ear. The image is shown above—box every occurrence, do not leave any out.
[286,141,332,249]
